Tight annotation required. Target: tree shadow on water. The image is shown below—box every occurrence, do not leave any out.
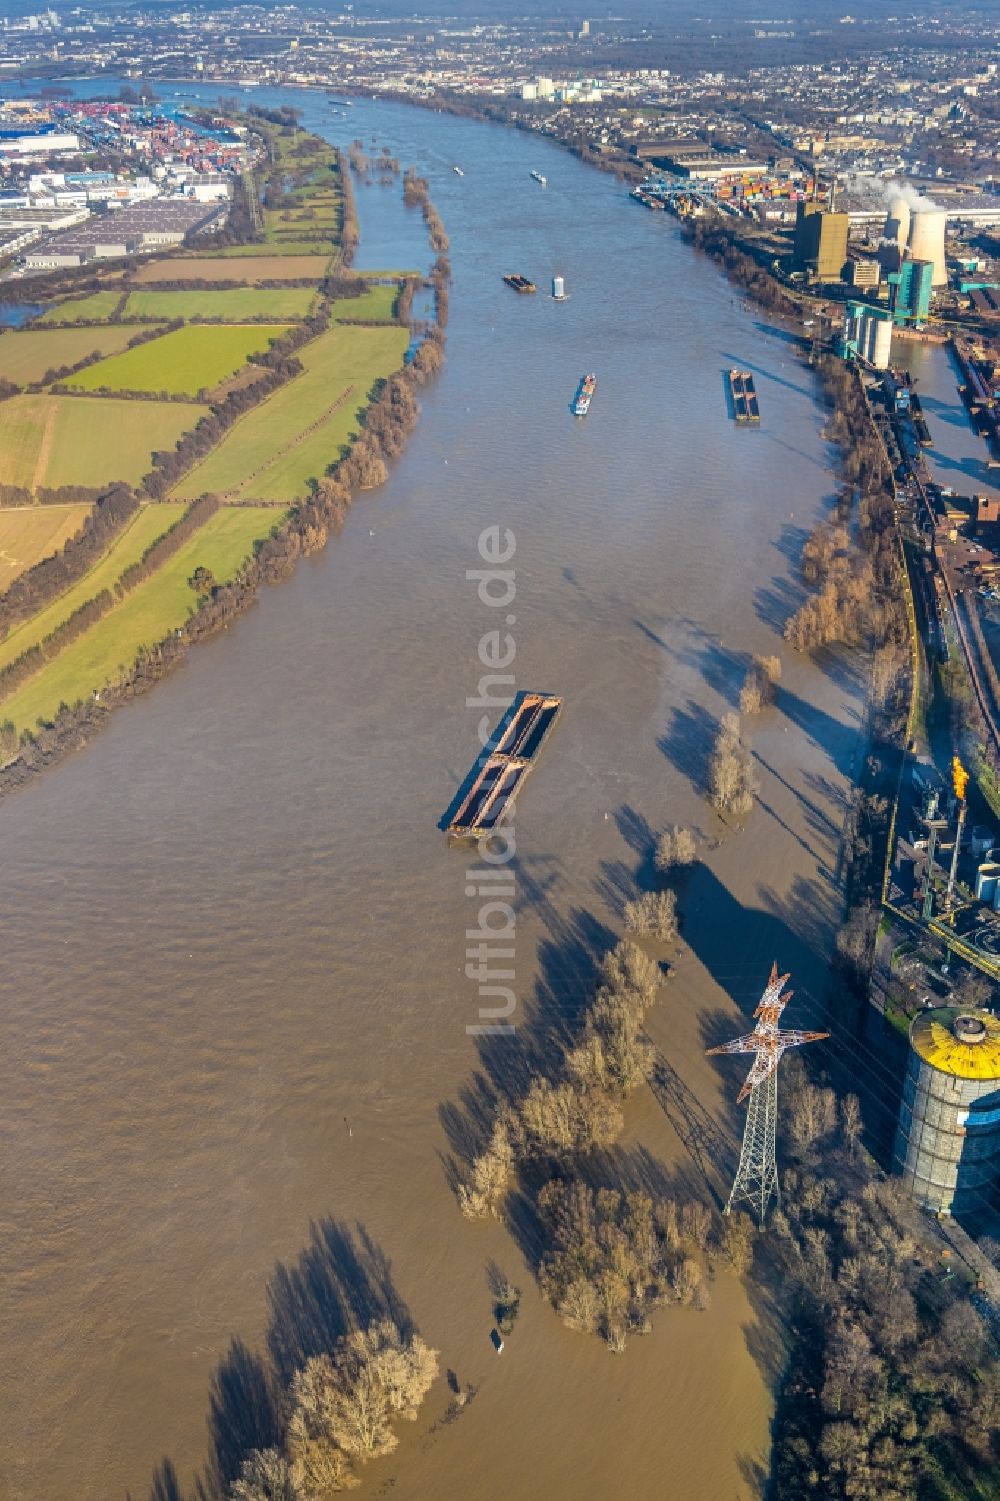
[437,896,617,1182]
[207,1338,280,1491]
[266,1219,413,1387]
[657,699,718,795]
[139,1220,411,1501]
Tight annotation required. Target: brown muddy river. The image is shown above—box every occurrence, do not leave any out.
[0,87,868,1500]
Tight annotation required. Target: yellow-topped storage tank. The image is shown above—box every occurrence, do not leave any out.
[894,1007,1000,1219]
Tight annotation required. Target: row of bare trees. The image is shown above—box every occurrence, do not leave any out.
[783,361,909,991]
[0,483,138,638]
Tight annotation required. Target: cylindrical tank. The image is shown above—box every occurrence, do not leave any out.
[894,1007,1000,1219]
[869,316,892,371]
[907,208,948,287]
[885,194,911,250]
[552,275,565,300]
[975,860,1000,902]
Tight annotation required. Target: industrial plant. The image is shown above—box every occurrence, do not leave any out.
[895,1008,1000,1221]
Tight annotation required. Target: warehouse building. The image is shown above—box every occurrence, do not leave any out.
[21,194,226,270]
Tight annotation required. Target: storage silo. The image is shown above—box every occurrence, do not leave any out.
[894,1007,1000,1219]
[884,194,911,250]
[907,208,948,287]
[868,314,892,372]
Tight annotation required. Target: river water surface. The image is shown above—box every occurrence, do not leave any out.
[0,88,868,1501]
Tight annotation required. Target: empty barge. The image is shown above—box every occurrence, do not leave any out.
[445,693,562,837]
[729,368,760,423]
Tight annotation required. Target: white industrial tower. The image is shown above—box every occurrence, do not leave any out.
[707,964,828,1223]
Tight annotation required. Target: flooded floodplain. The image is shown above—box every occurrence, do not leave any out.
[0,87,867,1500]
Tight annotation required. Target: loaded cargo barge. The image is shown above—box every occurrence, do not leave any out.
[729,368,760,423]
[503,273,536,294]
[445,692,562,837]
[573,372,597,417]
[909,391,933,446]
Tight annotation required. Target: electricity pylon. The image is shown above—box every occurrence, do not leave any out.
[706,963,828,1224]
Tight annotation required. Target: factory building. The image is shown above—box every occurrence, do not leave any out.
[888,257,934,325]
[793,201,849,281]
[848,257,881,289]
[894,1007,1000,1220]
[843,302,892,369]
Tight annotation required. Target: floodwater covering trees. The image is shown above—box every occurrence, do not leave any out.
[230,1319,438,1499]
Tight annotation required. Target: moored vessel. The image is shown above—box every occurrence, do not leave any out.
[503,273,537,294]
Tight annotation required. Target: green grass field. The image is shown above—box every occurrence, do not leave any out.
[0,395,206,491]
[2,505,287,731]
[37,292,123,325]
[204,241,337,258]
[131,255,332,283]
[123,288,317,322]
[0,502,187,671]
[64,324,293,397]
[329,285,398,322]
[0,326,149,385]
[172,323,408,503]
[0,504,92,591]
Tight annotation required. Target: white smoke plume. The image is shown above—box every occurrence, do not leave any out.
[840,171,940,211]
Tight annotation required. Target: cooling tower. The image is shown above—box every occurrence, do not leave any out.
[907,208,948,287]
[885,194,911,250]
[894,1007,1000,1220]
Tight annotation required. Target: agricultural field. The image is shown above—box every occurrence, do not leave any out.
[131,255,332,284]
[1,505,287,732]
[37,291,123,325]
[0,502,187,672]
[0,395,205,492]
[0,504,92,591]
[329,285,399,322]
[64,324,293,397]
[206,240,338,258]
[172,323,408,503]
[123,288,317,322]
[0,325,147,386]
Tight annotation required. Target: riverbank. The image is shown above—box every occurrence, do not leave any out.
[0,113,449,793]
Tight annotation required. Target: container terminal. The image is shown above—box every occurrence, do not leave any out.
[729,367,760,423]
[445,693,562,837]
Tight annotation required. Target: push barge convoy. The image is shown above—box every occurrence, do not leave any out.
[503,273,536,294]
[573,373,597,417]
[728,368,760,423]
[445,693,562,837]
